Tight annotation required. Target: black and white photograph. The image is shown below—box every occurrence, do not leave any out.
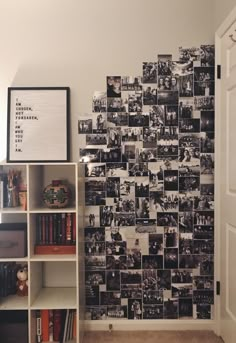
[172,60,193,76]
[194,211,214,225]
[106,255,127,270]
[143,305,163,319]
[85,242,106,256]
[165,106,178,126]
[200,45,215,67]
[84,207,100,227]
[201,111,215,132]
[179,255,198,269]
[172,270,193,283]
[129,162,149,176]
[107,98,126,112]
[194,81,214,96]
[86,133,107,148]
[107,76,121,98]
[122,144,137,162]
[80,148,100,163]
[136,219,157,234]
[101,292,121,305]
[193,276,214,290]
[106,162,128,177]
[85,307,107,320]
[85,227,105,242]
[85,191,106,206]
[122,127,143,141]
[164,170,178,191]
[121,270,142,285]
[85,271,105,286]
[179,176,200,192]
[179,212,193,233]
[179,233,193,254]
[135,198,150,219]
[85,285,100,305]
[106,227,125,242]
[106,177,120,197]
[92,91,107,112]
[200,132,214,153]
[194,67,215,82]
[85,177,106,193]
[78,118,92,134]
[200,153,214,175]
[92,113,107,133]
[194,96,214,111]
[164,248,178,269]
[157,212,178,227]
[135,177,149,197]
[142,253,164,269]
[179,147,200,164]
[158,54,172,75]
[179,298,193,318]
[179,193,194,211]
[128,299,142,319]
[194,304,212,319]
[194,195,214,211]
[121,76,142,91]
[193,290,214,304]
[199,255,214,276]
[172,283,193,298]
[179,99,194,119]
[85,256,106,271]
[179,74,193,97]
[143,128,157,148]
[179,132,200,148]
[163,298,178,319]
[129,112,149,126]
[164,227,178,248]
[100,206,115,226]
[106,271,121,291]
[128,91,143,112]
[107,305,128,319]
[193,225,214,240]
[113,212,136,226]
[179,47,201,63]
[158,91,179,106]
[85,163,106,177]
[153,192,179,212]
[143,62,157,83]
[193,239,214,255]
[142,269,157,290]
[149,234,164,255]
[157,269,171,290]
[106,241,127,255]
[149,105,165,127]
[121,284,142,298]
[107,112,129,127]
[179,119,200,133]
[120,177,135,196]
[107,128,122,148]
[139,148,158,162]
[100,148,122,163]
[143,85,157,105]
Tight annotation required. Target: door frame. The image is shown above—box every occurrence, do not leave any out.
[215,4,236,337]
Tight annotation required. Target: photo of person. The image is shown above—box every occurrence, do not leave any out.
[107,76,121,97]
[158,54,172,76]
[143,85,157,105]
[78,119,92,134]
[92,91,107,112]
[143,62,157,83]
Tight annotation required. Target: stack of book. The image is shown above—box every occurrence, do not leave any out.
[0,173,8,208]
[0,263,18,297]
[36,309,76,343]
[35,213,76,254]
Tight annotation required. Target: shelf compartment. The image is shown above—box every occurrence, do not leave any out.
[0,294,28,309]
[31,287,77,309]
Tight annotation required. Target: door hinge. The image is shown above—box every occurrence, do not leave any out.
[216,281,221,295]
[217,65,221,79]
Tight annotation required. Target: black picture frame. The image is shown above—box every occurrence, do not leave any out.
[0,222,27,258]
[7,87,70,162]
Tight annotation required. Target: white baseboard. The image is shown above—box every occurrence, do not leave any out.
[84,319,217,332]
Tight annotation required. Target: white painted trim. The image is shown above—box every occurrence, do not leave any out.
[214,32,222,337]
[84,319,217,332]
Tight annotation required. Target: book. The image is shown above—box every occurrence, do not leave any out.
[53,309,62,341]
[0,180,3,208]
[36,310,42,343]
[62,309,70,343]
[49,310,54,342]
[41,309,49,342]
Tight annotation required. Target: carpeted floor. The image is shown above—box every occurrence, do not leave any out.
[84,331,223,343]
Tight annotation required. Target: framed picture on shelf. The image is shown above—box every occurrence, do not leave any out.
[7,87,70,162]
[0,222,27,258]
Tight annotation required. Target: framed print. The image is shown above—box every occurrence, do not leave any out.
[0,222,27,258]
[7,87,70,162]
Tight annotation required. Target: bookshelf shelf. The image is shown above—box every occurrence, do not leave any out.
[0,162,84,343]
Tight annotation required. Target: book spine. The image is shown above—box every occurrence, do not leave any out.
[57,214,62,244]
[41,309,49,342]
[36,310,42,343]
[49,309,54,342]
[61,213,66,244]
[45,215,49,244]
[72,213,76,245]
[53,309,62,341]
[73,310,77,338]
[66,213,72,244]
[41,215,46,245]
[0,180,3,209]
[53,214,58,244]
[49,214,53,245]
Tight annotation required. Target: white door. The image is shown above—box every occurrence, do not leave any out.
[216,7,236,343]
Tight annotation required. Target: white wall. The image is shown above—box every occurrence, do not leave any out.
[0,0,215,162]
[214,0,236,30]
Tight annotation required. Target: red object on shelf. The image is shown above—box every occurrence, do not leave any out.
[34,245,76,255]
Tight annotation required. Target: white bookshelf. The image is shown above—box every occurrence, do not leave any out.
[0,162,84,343]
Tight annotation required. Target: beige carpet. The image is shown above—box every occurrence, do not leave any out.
[84,331,223,343]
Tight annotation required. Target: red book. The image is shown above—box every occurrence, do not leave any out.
[41,309,49,342]
[72,213,76,245]
[66,213,72,244]
[53,309,62,341]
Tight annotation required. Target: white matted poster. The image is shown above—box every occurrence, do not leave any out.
[7,87,70,162]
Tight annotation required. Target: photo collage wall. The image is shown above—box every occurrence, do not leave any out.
[78,45,215,321]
